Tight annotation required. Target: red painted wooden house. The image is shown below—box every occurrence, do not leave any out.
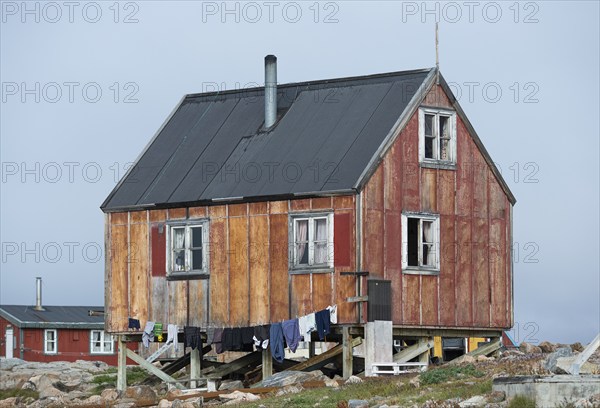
[101,57,516,384]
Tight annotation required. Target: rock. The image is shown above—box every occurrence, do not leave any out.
[0,358,27,370]
[348,400,368,408]
[124,385,158,406]
[476,355,490,362]
[571,342,585,352]
[21,380,36,390]
[275,384,303,396]
[220,390,260,405]
[544,347,574,373]
[171,400,184,408]
[181,398,203,408]
[538,341,557,353]
[488,390,505,403]
[519,342,542,354]
[218,380,243,391]
[324,378,339,388]
[158,399,172,408]
[0,398,18,408]
[101,388,119,401]
[113,402,137,408]
[459,395,487,407]
[260,370,326,387]
[344,375,363,384]
[556,356,599,374]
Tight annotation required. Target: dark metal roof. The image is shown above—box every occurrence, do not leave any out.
[101,68,434,211]
[0,305,105,329]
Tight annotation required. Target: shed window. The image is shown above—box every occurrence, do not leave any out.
[419,108,456,163]
[402,213,440,273]
[44,329,57,354]
[90,330,114,354]
[167,221,209,276]
[291,213,333,270]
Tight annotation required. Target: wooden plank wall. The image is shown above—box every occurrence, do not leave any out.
[361,84,512,330]
[105,197,357,332]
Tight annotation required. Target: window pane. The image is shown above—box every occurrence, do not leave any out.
[191,227,203,248]
[425,136,434,159]
[439,116,450,160]
[425,114,434,136]
[295,220,309,265]
[407,218,419,266]
[423,244,435,266]
[315,218,328,241]
[192,249,203,270]
[173,227,185,249]
[314,243,328,264]
[47,331,55,341]
[173,250,186,271]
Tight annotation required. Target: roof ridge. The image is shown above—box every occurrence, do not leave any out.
[184,67,435,100]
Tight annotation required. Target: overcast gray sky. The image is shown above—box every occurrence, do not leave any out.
[1,1,598,344]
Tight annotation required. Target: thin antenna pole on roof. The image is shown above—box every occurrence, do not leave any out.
[435,22,440,84]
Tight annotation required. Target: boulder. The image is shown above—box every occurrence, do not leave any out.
[556,356,599,374]
[0,398,18,408]
[448,354,475,365]
[459,395,487,407]
[544,347,574,373]
[571,342,585,352]
[260,370,326,387]
[348,400,368,408]
[100,388,119,401]
[409,376,420,388]
[519,342,542,354]
[124,385,158,406]
[218,380,243,391]
[538,341,557,353]
[157,399,172,408]
[344,375,363,384]
[488,390,506,403]
[220,390,260,405]
[324,378,339,388]
[275,384,303,396]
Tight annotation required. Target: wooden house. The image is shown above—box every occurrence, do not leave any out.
[101,56,515,387]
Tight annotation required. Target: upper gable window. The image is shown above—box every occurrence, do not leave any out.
[167,220,209,277]
[290,213,334,271]
[419,108,456,164]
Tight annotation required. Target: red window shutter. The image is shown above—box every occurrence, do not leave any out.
[334,213,351,267]
[151,224,166,277]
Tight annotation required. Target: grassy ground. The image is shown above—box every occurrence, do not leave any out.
[244,365,493,408]
[90,366,149,394]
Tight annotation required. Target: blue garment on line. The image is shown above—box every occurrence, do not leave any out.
[315,309,331,340]
[270,323,285,363]
[282,318,301,353]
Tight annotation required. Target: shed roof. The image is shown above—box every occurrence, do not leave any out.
[101,67,515,211]
[0,305,105,329]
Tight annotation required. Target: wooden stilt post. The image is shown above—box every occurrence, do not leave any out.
[190,347,201,389]
[418,337,430,367]
[262,348,272,379]
[342,326,353,379]
[308,341,316,358]
[117,335,127,392]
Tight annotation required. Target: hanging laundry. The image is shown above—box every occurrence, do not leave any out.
[142,322,155,348]
[167,324,178,352]
[282,319,301,353]
[253,325,270,349]
[183,326,201,350]
[222,328,233,352]
[241,327,255,351]
[213,328,224,354]
[298,314,315,342]
[315,309,331,340]
[231,328,243,351]
[206,327,215,345]
[128,318,140,330]
[270,323,285,363]
[154,323,164,342]
[326,305,338,324]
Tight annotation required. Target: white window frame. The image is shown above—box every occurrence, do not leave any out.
[290,213,334,271]
[418,107,457,164]
[402,212,440,274]
[90,330,114,354]
[166,220,210,276]
[44,329,58,355]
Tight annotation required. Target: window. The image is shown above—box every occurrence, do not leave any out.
[402,213,440,273]
[44,329,57,354]
[90,330,114,354]
[419,108,456,163]
[167,221,209,275]
[291,213,333,270]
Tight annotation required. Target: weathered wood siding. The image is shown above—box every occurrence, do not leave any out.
[361,84,512,329]
[105,197,357,332]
